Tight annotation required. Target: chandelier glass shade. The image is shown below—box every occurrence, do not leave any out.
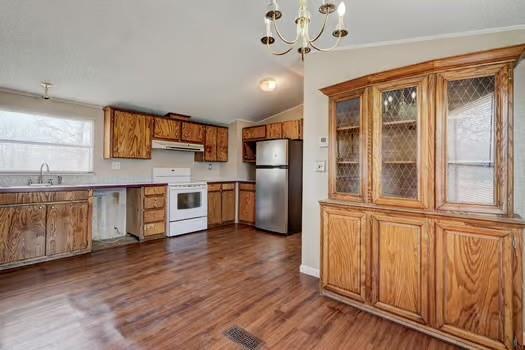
[261,0,348,60]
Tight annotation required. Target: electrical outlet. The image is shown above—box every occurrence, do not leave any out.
[208,163,213,170]
[315,160,326,172]
[111,161,121,170]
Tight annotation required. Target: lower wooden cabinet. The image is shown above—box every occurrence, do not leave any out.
[320,203,522,350]
[238,183,256,225]
[126,185,167,240]
[208,183,236,227]
[46,202,90,256]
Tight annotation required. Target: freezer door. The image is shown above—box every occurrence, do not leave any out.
[256,139,288,166]
[256,168,288,233]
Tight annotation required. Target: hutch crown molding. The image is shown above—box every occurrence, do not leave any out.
[320,44,525,350]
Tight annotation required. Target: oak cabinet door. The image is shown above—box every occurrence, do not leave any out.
[0,205,46,264]
[282,120,302,140]
[181,122,205,144]
[204,126,218,161]
[242,126,266,141]
[46,202,89,256]
[238,190,255,224]
[112,110,152,159]
[153,118,181,141]
[217,127,228,162]
[266,123,282,139]
[371,76,432,209]
[321,207,367,302]
[221,190,235,224]
[208,190,222,226]
[435,221,514,349]
[371,214,431,324]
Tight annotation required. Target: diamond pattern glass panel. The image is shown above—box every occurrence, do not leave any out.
[381,86,418,199]
[446,76,495,205]
[335,97,360,194]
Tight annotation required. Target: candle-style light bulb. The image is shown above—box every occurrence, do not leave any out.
[337,2,346,17]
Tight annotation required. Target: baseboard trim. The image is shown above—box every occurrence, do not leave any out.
[300,264,320,278]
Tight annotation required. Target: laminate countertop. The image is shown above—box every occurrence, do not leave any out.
[0,182,169,193]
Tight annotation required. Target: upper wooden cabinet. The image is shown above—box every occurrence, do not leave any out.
[153,118,181,141]
[195,126,228,162]
[181,121,205,144]
[104,108,153,159]
[242,125,267,141]
[266,123,282,139]
[282,119,303,140]
[323,45,525,215]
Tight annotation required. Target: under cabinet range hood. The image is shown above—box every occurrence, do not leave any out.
[152,140,204,152]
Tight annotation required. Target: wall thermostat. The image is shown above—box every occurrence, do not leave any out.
[319,136,328,148]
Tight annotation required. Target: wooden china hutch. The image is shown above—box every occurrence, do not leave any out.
[320,45,525,350]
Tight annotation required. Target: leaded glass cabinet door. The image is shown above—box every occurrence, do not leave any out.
[436,64,511,215]
[329,89,368,201]
[372,76,432,209]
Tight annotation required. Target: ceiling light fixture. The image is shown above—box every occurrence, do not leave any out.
[260,78,278,92]
[40,81,53,100]
[261,0,348,61]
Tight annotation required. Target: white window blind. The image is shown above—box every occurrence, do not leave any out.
[0,110,94,173]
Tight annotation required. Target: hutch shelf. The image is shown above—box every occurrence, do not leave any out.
[320,44,525,350]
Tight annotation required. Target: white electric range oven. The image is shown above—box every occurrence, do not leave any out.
[153,168,207,236]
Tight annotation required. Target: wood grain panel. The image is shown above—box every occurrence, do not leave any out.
[0,191,90,205]
[204,126,217,161]
[217,127,228,162]
[144,196,165,210]
[371,214,430,324]
[221,190,235,224]
[282,120,302,140]
[143,209,165,224]
[0,205,46,264]
[208,191,222,226]
[242,126,266,141]
[46,203,89,256]
[266,123,282,139]
[112,110,152,159]
[144,222,165,236]
[144,186,166,196]
[181,122,205,144]
[321,207,367,301]
[153,118,181,141]
[221,183,235,191]
[239,183,255,191]
[238,190,255,224]
[435,221,513,349]
[207,183,222,192]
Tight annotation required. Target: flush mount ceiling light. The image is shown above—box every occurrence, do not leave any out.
[261,0,348,61]
[40,81,53,100]
[259,78,278,92]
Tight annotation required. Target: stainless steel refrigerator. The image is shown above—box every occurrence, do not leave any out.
[256,139,303,234]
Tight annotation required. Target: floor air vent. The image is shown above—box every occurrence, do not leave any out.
[224,326,264,350]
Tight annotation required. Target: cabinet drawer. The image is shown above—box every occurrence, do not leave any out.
[221,183,235,191]
[0,191,90,205]
[144,196,165,209]
[144,209,165,224]
[144,186,166,196]
[208,184,222,192]
[239,183,255,191]
[144,222,165,236]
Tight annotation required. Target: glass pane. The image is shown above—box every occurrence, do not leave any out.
[381,86,418,199]
[335,97,360,194]
[177,192,202,210]
[446,76,495,204]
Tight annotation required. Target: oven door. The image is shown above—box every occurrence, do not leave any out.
[170,187,207,222]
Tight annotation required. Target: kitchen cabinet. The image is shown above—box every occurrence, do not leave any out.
[282,119,303,140]
[195,126,229,162]
[181,121,205,144]
[266,123,282,139]
[153,117,181,141]
[242,125,266,141]
[0,190,93,270]
[238,183,256,225]
[208,183,235,227]
[127,185,167,241]
[104,107,153,159]
[319,45,525,349]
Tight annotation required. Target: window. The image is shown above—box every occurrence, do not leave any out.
[0,110,94,173]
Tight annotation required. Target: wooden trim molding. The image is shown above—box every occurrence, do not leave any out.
[320,44,525,97]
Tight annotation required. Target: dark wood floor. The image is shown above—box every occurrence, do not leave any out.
[0,225,459,350]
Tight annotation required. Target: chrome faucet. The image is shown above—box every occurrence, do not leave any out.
[38,162,50,184]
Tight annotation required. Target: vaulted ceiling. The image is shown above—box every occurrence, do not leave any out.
[0,0,523,123]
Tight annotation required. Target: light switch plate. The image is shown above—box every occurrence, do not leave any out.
[315,160,326,172]
[111,161,121,170]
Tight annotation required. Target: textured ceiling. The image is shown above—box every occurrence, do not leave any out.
[0,0,524,123]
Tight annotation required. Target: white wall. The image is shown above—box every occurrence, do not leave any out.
[302,29,525,273]
[0,91,237,185]
[257,104,303,125]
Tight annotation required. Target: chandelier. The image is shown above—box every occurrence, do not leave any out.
[261,0,348,61]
